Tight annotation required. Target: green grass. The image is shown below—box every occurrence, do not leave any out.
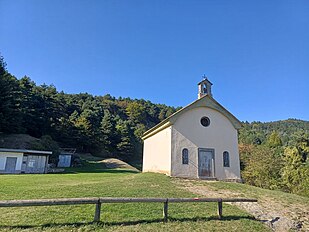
[0,161,269,231]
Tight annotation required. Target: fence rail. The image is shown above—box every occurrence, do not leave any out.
[0,197,257,222]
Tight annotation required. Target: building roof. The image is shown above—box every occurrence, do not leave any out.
[198,78,213,85]
[142,94,242,140]
[0,148,52,155]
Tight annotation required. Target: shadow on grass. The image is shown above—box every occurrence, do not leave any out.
[62,169,139,174]
[0,215,257,230]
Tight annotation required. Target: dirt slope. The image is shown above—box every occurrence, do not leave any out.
[173,178,308,232]
[78,153,140,172]
[0,134,40,149]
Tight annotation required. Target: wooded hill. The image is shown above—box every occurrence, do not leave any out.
[0,55,308,197]
[239,119,309,146]
[238,121,308,197]
[0,56,179,162]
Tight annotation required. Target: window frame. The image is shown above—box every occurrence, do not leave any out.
[182,148,189,165]
[223,151,230,167]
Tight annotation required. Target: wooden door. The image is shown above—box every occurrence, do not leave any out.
[5,157,17,173]
[198,149,214,178]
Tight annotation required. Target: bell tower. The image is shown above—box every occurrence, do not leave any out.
[198,75,213,99]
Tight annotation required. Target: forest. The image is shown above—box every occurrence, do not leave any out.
[0,55,308,197]
[0,55,179,163]
[239,121,309,196]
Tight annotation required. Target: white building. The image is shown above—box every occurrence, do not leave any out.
[0,148,51,174]
[142,78,242,181]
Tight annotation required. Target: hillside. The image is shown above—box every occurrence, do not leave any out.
[0,65,180,162]
[239,119,309,146]
[0,133,40,149]
[237,119,309,198]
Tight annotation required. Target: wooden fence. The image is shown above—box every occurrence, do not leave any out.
[0,197,257,222]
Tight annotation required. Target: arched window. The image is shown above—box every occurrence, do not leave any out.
[182,148,189,164]
[223,151,230,167]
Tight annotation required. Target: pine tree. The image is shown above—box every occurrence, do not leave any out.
[126,102,146,123]
[0,55,23,133]
[116,119,134,161]
[100,110,116,154]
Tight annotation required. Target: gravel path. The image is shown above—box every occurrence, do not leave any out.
[173,178,308,232]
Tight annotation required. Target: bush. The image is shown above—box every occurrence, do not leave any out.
[282,147,309,197]
[240,145,283,190]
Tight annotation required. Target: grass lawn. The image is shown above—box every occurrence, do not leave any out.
[0,160,270,231]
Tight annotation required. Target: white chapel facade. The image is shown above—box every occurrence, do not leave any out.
[142,78,242,181]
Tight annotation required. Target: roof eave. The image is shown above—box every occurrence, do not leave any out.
[142,121,172,140]
[0,148,53,155]
[142,94,242,139]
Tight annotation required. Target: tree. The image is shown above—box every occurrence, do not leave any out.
[267,131,282,148]
[116,119,134,161]
[158,109,166,121]
[18,76,38,135]
[282,147,309,196]
[100,110,116,155]
[72,114,93,151]
[134,123,147,139]
[0,55,23,133]
[126,102,146,123]
[241,145,283,190]
[290,131,309,162]
[32,84,65,137]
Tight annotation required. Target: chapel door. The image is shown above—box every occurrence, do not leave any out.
[198,149,214,178]
[5,157,17,173]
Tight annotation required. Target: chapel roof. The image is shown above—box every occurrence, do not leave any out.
[142,94,242,140]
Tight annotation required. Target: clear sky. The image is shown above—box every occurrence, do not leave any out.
[1,0,308,122]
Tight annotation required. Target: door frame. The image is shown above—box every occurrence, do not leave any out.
[198,148,215,179]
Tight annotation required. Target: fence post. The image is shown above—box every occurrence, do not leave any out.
[217,199,223,219]
[163,199,168,222]
[94,202,101,222]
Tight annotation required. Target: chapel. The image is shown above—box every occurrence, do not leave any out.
[142,77,242,181]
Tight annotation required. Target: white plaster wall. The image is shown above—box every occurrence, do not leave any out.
[171,107,241,180]
[143,126,171,175]
[0,152,23,172]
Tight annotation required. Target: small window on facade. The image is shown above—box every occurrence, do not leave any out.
[223,151,230,167]
[200,117,210,127]
[182,148,189,164]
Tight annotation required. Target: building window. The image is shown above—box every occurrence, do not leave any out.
[182,148,189,164]
[200,117,210,127]
[223,151,230,167]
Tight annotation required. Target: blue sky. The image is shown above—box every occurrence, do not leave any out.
[1,0,308,122]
